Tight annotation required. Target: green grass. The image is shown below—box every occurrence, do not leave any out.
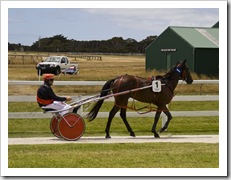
[8,94,219,138]
[8,101,219,112]
[8,116,219,138]
[7,115,220,169]
[8,143,218,168]
[8,99,219,138]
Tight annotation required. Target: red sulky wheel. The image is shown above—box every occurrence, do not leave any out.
[50,116,62,138]
[58,113,85,141]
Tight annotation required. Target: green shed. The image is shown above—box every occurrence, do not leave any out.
[145,25,219,76]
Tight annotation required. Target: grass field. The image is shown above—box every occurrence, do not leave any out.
[8,143,218,168]
[7,53,219,169]
[8,116,219,138]
[8,99,219,138]
[8,101,219,112]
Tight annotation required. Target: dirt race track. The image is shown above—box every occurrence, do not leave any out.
[8,135,219,145]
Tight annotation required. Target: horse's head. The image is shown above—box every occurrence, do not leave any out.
[176,60,193,84]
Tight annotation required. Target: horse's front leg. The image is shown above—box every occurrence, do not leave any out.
[159,106,172,133]
[151,108,162,138]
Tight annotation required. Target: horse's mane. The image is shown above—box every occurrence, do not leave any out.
[162,65,176,79]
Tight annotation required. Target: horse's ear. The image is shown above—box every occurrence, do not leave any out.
[183,59,187,64]
[175,61,180,66]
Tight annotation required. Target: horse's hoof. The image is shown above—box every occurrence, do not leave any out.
[130,132,136,137]
[159,128,166,133]
[154,133,160,138]
[105,135,111,138]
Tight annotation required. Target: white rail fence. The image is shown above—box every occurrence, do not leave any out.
[9,96,219,118]
[8,80,219,120]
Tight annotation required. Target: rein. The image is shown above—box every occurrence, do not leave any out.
[115,100,158,114]
[173,79,184,97]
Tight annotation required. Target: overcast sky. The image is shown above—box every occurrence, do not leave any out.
[8,7,218,46]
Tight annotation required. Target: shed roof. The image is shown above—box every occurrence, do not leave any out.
[212,21,219,28]
[170,26,219,48]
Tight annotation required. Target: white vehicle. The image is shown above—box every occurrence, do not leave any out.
[36,56,79,76]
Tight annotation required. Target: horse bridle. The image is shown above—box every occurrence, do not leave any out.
[180,68,187,81]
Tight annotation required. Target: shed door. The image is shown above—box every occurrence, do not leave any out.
[166,53,171,69]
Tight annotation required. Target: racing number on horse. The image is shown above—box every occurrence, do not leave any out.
[152,80,161,92]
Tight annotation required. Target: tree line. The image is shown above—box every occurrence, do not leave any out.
[8,34,157,54]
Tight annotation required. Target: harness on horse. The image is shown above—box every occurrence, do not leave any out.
[113,75,167,114]
[148,75,168,85]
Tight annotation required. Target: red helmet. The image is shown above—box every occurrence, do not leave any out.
[43,74,54,80]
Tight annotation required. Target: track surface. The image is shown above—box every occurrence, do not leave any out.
[8,135,218,145]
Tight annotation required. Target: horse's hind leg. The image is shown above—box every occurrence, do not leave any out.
[120,108,135,137]
[105,105,120,138]
[159,108,172,133]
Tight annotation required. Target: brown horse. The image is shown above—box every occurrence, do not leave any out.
[87,60,193,138]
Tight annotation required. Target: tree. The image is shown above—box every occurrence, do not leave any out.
[138,35,157,53]
[9,34,158,53]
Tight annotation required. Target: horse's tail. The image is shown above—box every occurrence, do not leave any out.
[87,78,116,121]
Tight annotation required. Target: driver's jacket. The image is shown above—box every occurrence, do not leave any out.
[37,83,66,107]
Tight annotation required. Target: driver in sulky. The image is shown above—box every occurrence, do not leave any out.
[36,74,78,114]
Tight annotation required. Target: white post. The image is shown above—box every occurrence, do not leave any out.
[79,103,83,116]
[161,104,168,130]
[77,96,83,116]
[38,69,41,81]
